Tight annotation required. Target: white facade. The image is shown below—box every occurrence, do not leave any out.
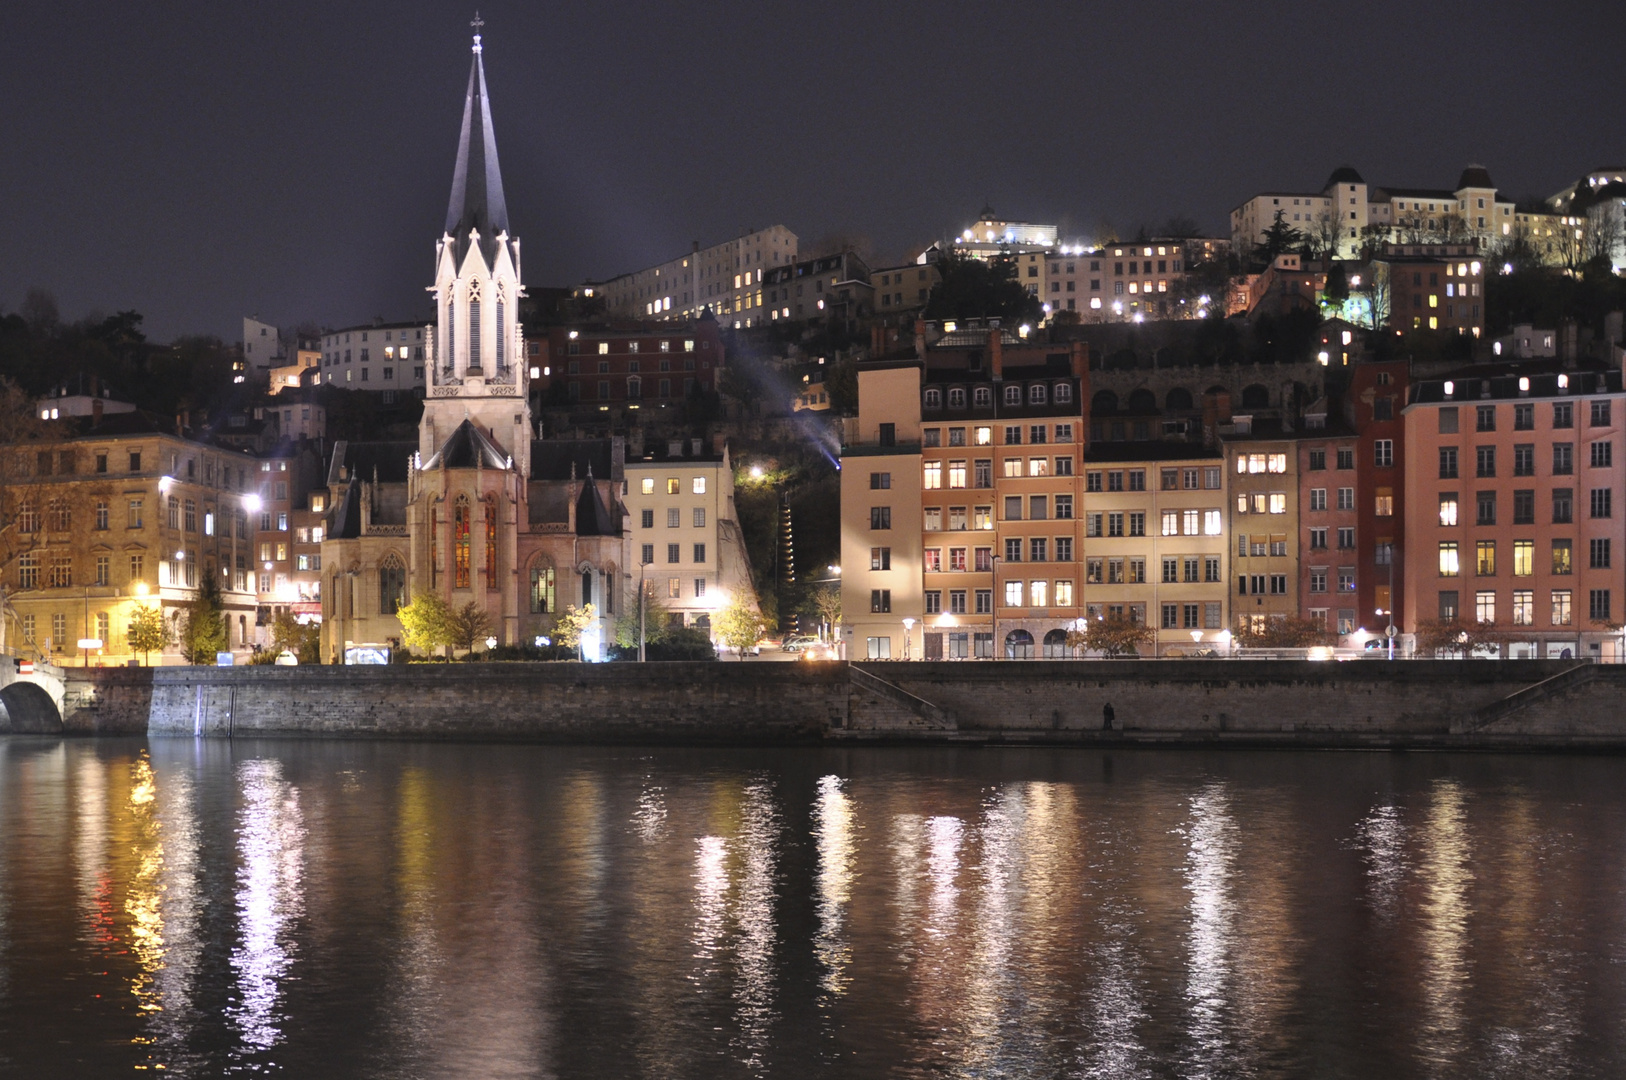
[592,225,798,327]
[319,323,429,398]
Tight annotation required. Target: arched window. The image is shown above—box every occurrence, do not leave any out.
[1242,384,1270,409]
[1028,384,1047,404]
[379,554,406,614]
[530,561,555,613]
[1166,387,1194,411]
[580,569,594,607]
[429,507,439,586]
[627,376,642,399]
[1004,385,1022,405]
[453,497,471,589]
[495,290,506,371]
[1043,628,1070,658]
[1091,390,1119,416]
[974,386,992,407]
[1128,388,1158,413]
[948,387,966,408]
[923,388,942,409]
[444,299,455,373]
[483,496,498,590]
[1004,629,1035,659]
[1053,383,1072,403]
[467,290,482,369]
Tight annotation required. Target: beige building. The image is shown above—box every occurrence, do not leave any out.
[1224,431,1302,634]
[593,226,799,327]
[1079,445,1229,655]
[318,322,429,401]
[3,413,260,665]
[623,439,757,633]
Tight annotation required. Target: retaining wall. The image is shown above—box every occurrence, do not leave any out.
[49,659,1626,749]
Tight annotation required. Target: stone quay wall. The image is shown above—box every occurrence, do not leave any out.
[51,659,1626,749]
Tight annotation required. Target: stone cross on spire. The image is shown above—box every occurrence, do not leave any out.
[471,11,485,52]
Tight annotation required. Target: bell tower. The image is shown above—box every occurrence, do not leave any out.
[421,17,530,477]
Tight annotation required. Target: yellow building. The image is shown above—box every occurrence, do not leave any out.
[1223,430,1302,634]
[2,413,260,665]
[1079,445,1229,655]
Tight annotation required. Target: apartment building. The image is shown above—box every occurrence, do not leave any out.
[841,329,1089,660]
[1225,430,1301,634]
[318,322,430,401]
[529,317,724,414]
[1295,415,1363,634]
[1081,444,1229,655]
[762,251,872,324]
[592,226,799,327]
[249,441,327,646]
[1376,244,1486,336]
[1402,366,1626,659]
[871,261,941,316]
[2,412,260,665]
[623,438,756,632]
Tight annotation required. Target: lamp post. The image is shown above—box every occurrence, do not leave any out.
[902,617,915,661]
[638,557,651,662]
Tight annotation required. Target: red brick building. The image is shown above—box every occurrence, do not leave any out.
[528,316,724,414]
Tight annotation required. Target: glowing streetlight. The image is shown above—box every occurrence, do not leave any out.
[749,466,764,480]
[242,493,263,513]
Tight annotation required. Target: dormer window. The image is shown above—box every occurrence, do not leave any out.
[948,387,966,408]
[1028,384,1047,405]
[1004,385,1021,405]
[974,387,992,407]
[1054,383,1072,403]
[923,388,942,409]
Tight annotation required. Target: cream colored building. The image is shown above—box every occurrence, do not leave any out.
[3,415,260,665]
[1078,446,1229,655]
[840,362,925,659]
[1224,433,1302,634]
[593,226,799,328]
[623,439,757,632]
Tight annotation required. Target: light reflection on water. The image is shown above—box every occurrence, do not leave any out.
[2,743,1626,1078]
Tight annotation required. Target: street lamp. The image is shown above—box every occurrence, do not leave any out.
[990,554,1001,661]
[485,636,497,652]
[638,556,652,663]
[902,617,915,660]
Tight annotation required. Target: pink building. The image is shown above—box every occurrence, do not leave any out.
[1402,365,1626,659]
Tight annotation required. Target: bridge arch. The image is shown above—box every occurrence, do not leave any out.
[0,681,64,733]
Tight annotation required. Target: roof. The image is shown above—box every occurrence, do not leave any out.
[328,439,415,486]
[574,479,617,536]
[444,40,509,264]
[1325,165,1365,188]
[422,419,510,470]
[530,438,615,481]
[1456,165,1496,191]
[1407,367,1622,406]
[1380,187,1457,201]
[1083,440,1223,463]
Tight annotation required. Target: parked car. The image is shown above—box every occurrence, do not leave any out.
[781,635,819,653]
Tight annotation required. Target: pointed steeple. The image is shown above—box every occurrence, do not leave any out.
[445,16,509,263]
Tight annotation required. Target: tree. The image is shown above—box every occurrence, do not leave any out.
[1066,613,1155,658]
[395,591,452,657]
[714,600,767,660]
[1255,210,1306,264]
[921,250,1042,325]
[1354,262,1392,331]
[812,583,841,641]
[1321,262,1350,312]
[552,603,599,660]
[270,609,321,664]
[1414,617,1503,657]
[446,601,494,655]
[1232,616,1336,649]
[127,603,170,665]
[178,570,228,664]
[614,586,672,650]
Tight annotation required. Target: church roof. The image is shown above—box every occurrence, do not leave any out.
[423,419,510,470]
[531,438,615,481]
[444,34,510,265]
[574,477,618,536]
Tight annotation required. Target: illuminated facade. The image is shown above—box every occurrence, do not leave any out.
[592,226,799,327]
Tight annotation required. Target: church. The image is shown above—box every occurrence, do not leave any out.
[319,28,629,659]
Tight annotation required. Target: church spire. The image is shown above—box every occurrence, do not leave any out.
[444,13,509,263]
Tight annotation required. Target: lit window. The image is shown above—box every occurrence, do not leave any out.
[642,478,655,494]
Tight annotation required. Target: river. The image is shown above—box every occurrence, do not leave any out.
[1,739,1623,1078]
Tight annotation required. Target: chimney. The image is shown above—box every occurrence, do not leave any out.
[691,438,702,456]
[989,329,1004,380]
[914,318,927,359]
[92,398,103,424]
[1069,340,1087,378]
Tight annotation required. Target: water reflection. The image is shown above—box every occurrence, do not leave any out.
[1182,782,1240,1078]
[731,780,780,1073]
[811,774,855,1001]
[1417,778,1472,1071]
[1356,802,1408,920]
[228,757,306,1060]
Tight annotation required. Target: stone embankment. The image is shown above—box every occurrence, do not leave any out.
[42,659,1626,749]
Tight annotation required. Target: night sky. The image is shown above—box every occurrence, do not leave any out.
[3,0,1621,341]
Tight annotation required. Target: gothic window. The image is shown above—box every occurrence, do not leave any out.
[378,555,406,614]
[530,561,555,613]
[496,292,506,370]
[453,496,471,589]
[444,300,455,373]
[468,292,482,368]
[429,507,439,586]
[580,569,593,607]
[484,496,498,590]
